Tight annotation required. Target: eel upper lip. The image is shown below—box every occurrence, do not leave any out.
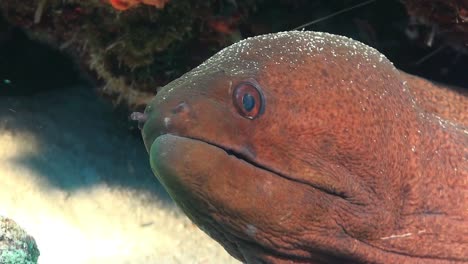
[163,133,258,167]
[164,134,348,200]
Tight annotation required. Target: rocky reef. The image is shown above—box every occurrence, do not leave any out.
[0,0,257,108]
[0,216,40,264]
[405,0,468,49]
[0,1,466,110]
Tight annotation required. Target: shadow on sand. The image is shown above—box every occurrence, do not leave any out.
[0,85,173,206]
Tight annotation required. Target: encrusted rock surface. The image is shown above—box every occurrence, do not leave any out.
[0,1,466,110]
[0,0,254,109]
[0,216,40,264]
[404,0,468,49]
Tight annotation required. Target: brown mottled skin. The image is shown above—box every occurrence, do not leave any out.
[138,31,467,263]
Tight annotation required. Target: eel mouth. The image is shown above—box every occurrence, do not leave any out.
[154,133,349,200]
[156,133,263,170]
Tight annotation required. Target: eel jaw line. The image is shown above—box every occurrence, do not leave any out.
[157,134,349,200]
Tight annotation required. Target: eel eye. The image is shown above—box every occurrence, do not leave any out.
[232,80,265,119]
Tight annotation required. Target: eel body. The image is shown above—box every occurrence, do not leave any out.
[139,31,467,263]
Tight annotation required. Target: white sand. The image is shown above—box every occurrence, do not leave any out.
[0,86,240,264]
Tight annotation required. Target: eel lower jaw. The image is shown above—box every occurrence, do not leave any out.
[153,133,263,170]
[186,136,350,199]
[152,133,349,200]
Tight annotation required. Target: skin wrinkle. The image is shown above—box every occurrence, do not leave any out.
[141,31,467,263]
[227,145,345,259]
[227,141,364,259]
[282,130,385,205]
[239,223,339,263]
[211,201,305,261]
[158,136,300,260]
[333,222,456,262]
[292,122,392,205]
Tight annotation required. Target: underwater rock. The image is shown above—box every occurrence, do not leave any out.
[108,0,171,10]
[0,216,40,264]
[404,0,468,50]
[0,1,466,110]
[0,0,250,109]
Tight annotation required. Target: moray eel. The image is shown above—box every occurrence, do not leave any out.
[135,31,467,263]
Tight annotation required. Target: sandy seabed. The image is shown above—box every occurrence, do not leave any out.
[0,86,240,264]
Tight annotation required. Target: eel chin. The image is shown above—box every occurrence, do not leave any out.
[148,133,268,209]
[149,134,338,262]
[149,133,271,261]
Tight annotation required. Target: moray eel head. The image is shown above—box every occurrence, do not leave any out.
[140,31,419,263]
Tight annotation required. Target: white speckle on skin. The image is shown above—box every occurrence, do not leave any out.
[162,30,393,92]
[164,117,171,128]
[380,232,412,240]
[381,230,427,240]
[245,224,257,237]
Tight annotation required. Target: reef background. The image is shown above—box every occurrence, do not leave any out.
[0,84,240,263]
[0,0,467,111]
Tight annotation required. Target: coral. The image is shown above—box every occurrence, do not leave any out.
[109,0,171,10]
[403,0,468,49]
[0,216,40,264]
[0,0,261,109]
[0,1,465,110]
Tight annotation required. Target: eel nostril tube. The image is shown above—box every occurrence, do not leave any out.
[130,112,148,129]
